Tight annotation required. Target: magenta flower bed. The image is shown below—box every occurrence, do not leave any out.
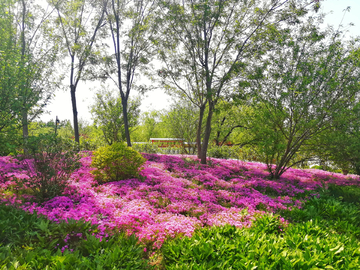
[1,153,360,249]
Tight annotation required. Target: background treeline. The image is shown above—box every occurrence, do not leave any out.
[1,0,360,178]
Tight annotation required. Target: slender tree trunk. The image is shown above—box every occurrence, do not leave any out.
[200,102,214,164]
[196,104,205,158]
[20,0,29,155]
[121,96,131,147]
[21,109,29,155]
[70,84,80,144]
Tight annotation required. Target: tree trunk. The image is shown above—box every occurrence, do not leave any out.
[200,102,214,164]
[20,0,29,155]
[22,108,29,155]
[70,84,80,144]
[121,96,131,147]
[196,104,205,159]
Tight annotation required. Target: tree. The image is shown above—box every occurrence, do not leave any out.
[163,99,199,154]
[104,0,156,146]
[0,0,59,154]
[243,18,360,179]
[312,104,360,175]
[131,110,168,142]
[156,0,317,164]
[51,0,108,144]
[0,0,21,134]
[211,100,248,146]
[90,88,140,145]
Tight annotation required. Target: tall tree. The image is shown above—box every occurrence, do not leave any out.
[243,19,360,179]
[104,0,156,146]
[0,0,59,154]
[0,0,23,154]
[0,0,20,133]
[156,0,317,164]
[51,0,108,144]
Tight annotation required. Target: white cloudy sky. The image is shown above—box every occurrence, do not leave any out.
[40,0,360,125]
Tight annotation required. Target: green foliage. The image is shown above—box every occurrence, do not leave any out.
[310,165,342,174]
[162,213,360,269]
[207,145,265,163]
[0,204,97,250]
[0,0,22,135]
[280,194,360,238]
[327,184,360,204]
[91,142,146,183]
[0,204,45,248]
[90,88,141,145]
[237,145,266,163]
[132,142,160,154]
[161,179,360,269]
[243,18,360,179]
[132,143,188,156]
[14,134,81,203]
[54,119,107,150]
[207,145,240,159]
[0,126,22,156]
[0,204,149,269]
[252,213,287,235]
[211,100,249,147]
[162,100,198,154]
[156,0,314,164]
[131,110,169,142]
[312,105,360,175]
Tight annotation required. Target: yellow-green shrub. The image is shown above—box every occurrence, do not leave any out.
[91,143,146,183]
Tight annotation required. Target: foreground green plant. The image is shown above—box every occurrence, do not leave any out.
[161,217,360,269]
[326,184,360,204]
[0,204,149,269]
[280,194,360,239]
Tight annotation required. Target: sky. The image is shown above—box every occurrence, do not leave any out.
[39,0,360,125]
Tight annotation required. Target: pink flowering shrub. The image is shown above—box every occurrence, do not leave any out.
[1,152,360,249]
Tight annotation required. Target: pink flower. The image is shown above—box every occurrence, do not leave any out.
[2,152,360,249]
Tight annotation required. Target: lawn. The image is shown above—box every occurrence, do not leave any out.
[1,152,360,269]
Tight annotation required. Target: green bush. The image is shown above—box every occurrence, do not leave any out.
[327,184,360,204]
[207,145,239,159]
[207,145,266,162]
[91,142,146,183]
[12,135,81,203]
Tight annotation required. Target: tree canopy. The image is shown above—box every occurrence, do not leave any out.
[243,17,360,178]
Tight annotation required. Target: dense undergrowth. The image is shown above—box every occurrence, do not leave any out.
[1,152,360,269]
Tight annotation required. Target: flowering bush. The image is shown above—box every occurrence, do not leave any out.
[4,136,81,203]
